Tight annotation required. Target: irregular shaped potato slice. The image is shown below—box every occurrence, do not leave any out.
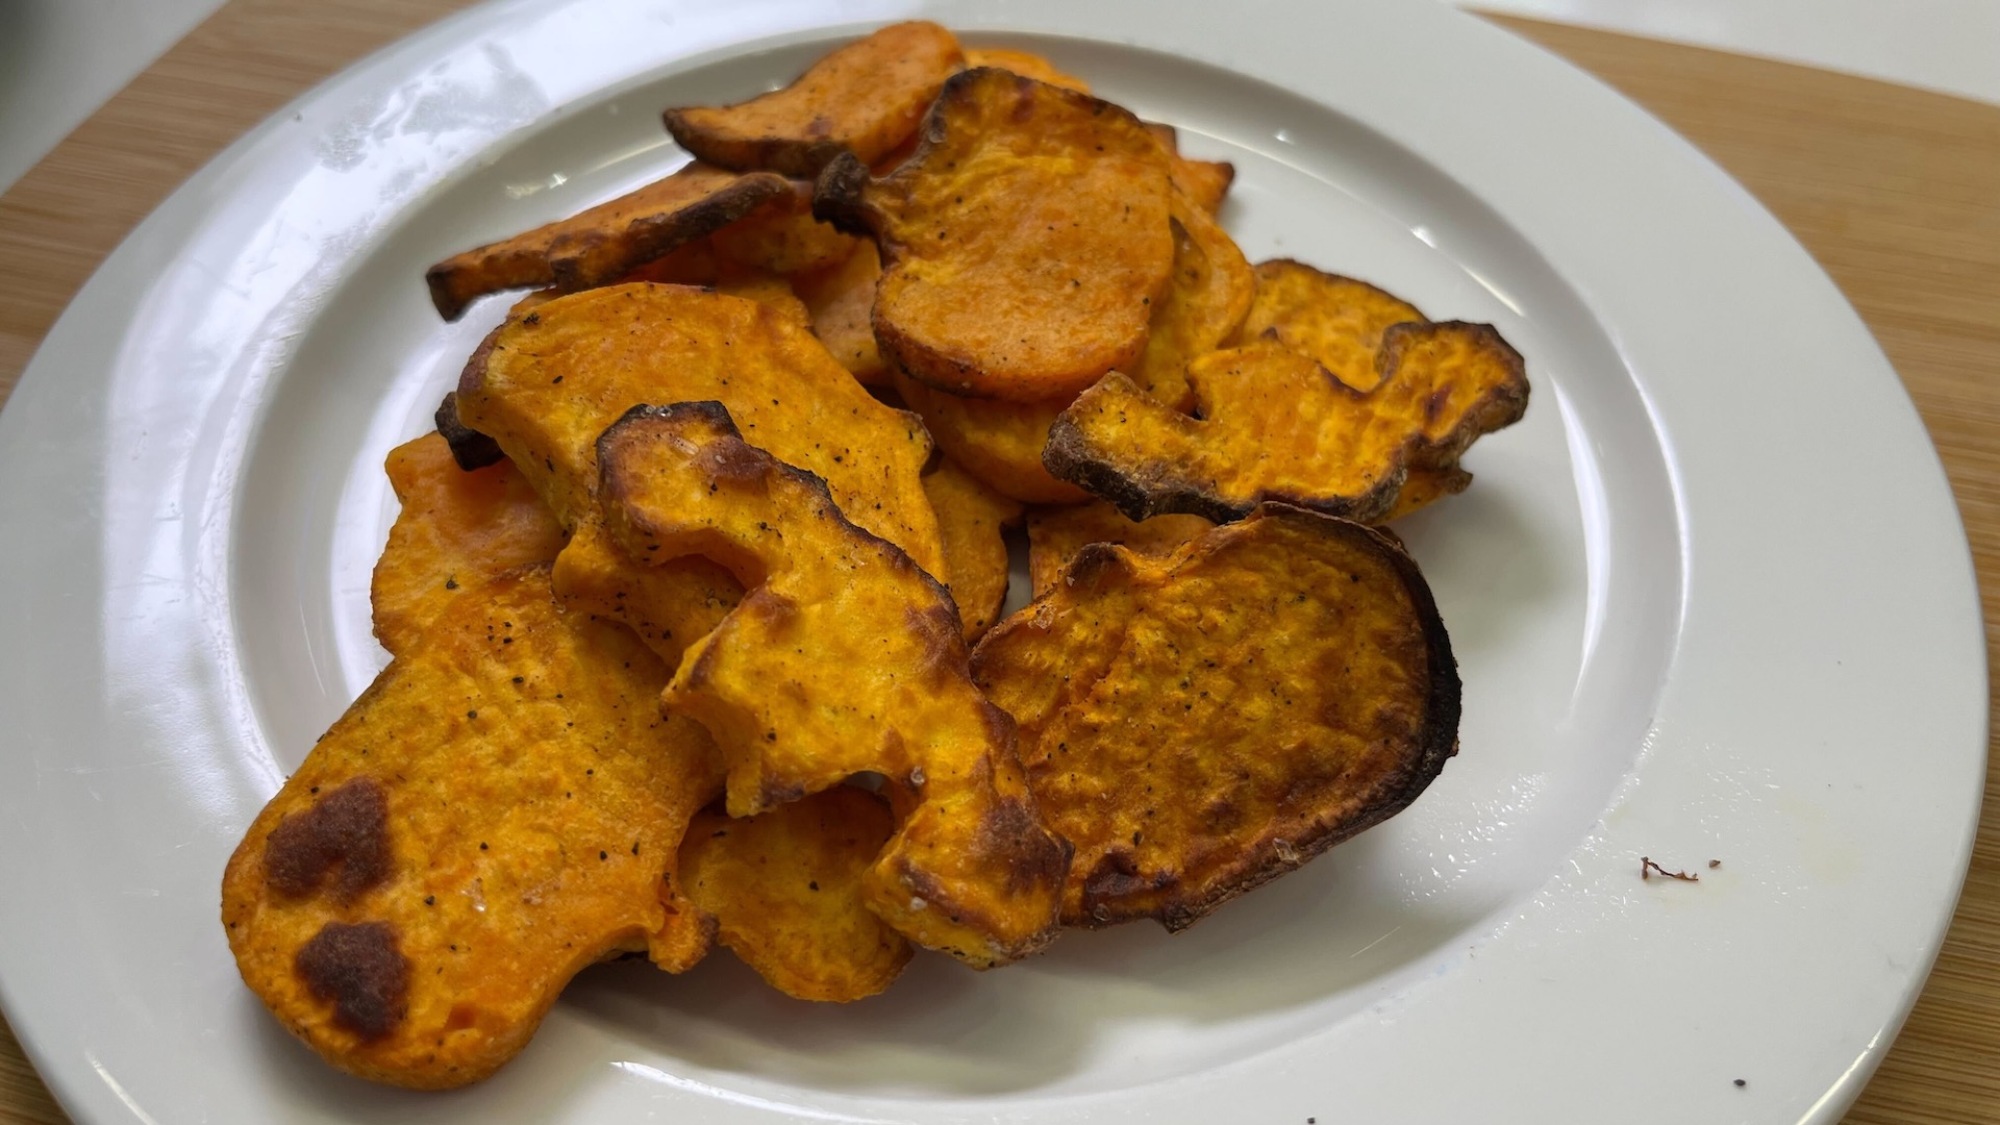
[456,282,943,578]
[663,22,964,177]
[711,181,859,277]
[962,47,1090,92]
[892,370,1087,505]
[1145,123,1235,215]
[1130,205,1255,410]
[370,433,566,656]
[1026,501,1212,599]
[222,569,722,1089]
[816,69,1174,402]
[794,241,886,385]
[424,163,789,320]
[972,505,1459,929]
[923,458,1025,641]
[1045,328,1528,524]
[682,789,911,1001]
[1237,260,1424,392]
[598,402,1068,966]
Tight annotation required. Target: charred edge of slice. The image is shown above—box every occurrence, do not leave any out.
[434,391,505,471]
[546,174,791,295]
[810,151,877,238]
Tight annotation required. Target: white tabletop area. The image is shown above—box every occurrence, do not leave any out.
[1,0,1998,198]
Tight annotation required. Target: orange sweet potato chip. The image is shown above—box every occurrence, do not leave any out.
[1025,501,1212,599]
[424,163,789,320]
[1044,327,1528,524]
[962,48,1090,92]
[793,241,886,385]
[1145,123,1235,215]
[370,433,566,656]
[455,284,944,662]
[923,458,1025,641]
[681,788,911,1002]
[663,22,964,177]
[892,370,1087,505]
[222,568,722,1089]
[597,402,1068,966]
[1129,203,1255,410]
[1236,260,1424,392]
[711,180,859,277]
[972,505,1459,930]
[815,68,1175,402]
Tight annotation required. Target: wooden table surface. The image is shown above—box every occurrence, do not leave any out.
[1,3,1996,1122]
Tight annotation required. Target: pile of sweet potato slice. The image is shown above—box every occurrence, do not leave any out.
[223,20,1528,1090]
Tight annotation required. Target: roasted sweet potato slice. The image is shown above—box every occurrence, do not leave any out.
[972,504,1458,930]
[711,180,859,276]
[1044,328,1528,524]
[1026,501,1212,599]
[222,569,722,1089]
[370,433,566,656]
[1236,260,1424,392]
[794,241,886,385]
[962,47,1089,92]
[892,370,1087,505]
[1130,204,1255,409]
[663,22,964,177]
[681,788,911,1002]
[815,68,1174,401]
[923,458,1025,641]
[424,163,789,320]
[1145,123,1235,215]
[598,402,1068,966]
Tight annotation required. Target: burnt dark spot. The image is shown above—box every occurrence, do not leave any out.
[265,777,392,903]
[1423,387,1451,424]
[695,436,771,490]
[978,794,1072,895]
[295,921,410,1041]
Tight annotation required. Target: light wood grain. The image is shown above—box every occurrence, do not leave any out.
[1,6,1996,1124]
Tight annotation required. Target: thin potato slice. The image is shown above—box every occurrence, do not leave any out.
[682,789,911,1002]
[1045,328,1528,524]
[1237,260,1424,392]
[711,181,859,277]
[1145,123,1235,215]
[598,402,1068,966]
[424,163,789,320]
[663,22,964,177]
[923,458,1025,641]
[816,68,1174,402]
[1130,204,1255,409]
[962,48,1090,92]
[370,433,566,655]
[222,569,722,1089]
[893,369,1087,505]
[794,241,886,385]
[1025,501,1212,599]
[972,505,1459,930]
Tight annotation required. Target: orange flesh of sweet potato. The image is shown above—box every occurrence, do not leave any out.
[424,163,789,320]
[370,433,567,656]
[972,505,1459,930]
[892,369,1088,505]
[597,402,1068,966]
[922,458,1025,641]
[1025,501,1212,599]
[793,241,886,385]
[1044,326,1528,524]
[962,48,1090,92]
[663,22,964,177]
[222,569,722,1089]
[681,789,911,1002]
[815,68,1174,402]
[711,180,860,277]
[1130,204,1256,410]
[1145,123,1235,215]
[1236,260,1425,392]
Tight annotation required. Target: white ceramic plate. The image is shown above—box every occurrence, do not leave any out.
[0,1,1984,1121]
